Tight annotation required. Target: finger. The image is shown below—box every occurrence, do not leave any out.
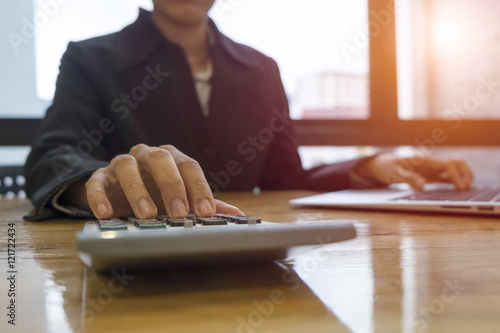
[408,156,462,189]
[132,145,189,218]
[444,161,466,190]
[214,199,245,216]
[402,171,428,191]
[112,154,158,219]
[431,158,473,189]
[390,160,423,187]
[456,160,474,189]
[86,169,114,219]
[161,145,215,217]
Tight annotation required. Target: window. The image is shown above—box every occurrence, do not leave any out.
[397,0,500,120]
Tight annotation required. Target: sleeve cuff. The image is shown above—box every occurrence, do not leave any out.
[50,184,95,219]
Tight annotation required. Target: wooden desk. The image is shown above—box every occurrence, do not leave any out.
[1,191,499,333]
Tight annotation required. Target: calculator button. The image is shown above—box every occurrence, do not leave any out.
[97,219,128,231]
[197,217,228,225]
[134,219,167,229]
[234,216,262,224]
[167,218,193,227]
[226,216,240,223]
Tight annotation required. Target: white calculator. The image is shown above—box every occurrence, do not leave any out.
[76,214,356,271]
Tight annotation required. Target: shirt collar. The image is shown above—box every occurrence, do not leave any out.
[117,8,260,73]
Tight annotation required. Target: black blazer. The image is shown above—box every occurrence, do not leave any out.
[24,9,360,220]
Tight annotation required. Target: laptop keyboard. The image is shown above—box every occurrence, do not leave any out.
[394,185,500,202]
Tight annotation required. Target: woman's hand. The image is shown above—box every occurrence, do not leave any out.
[63,144,243,219]
[352,154,474,191]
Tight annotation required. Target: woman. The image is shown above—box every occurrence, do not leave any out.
[24,0,473,221]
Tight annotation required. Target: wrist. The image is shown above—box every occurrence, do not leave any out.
[59,178,91,211]
[351,155,386,188]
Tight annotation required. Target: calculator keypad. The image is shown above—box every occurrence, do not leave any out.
[96,215,261,231]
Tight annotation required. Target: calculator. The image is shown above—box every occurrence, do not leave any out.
[76,214,356,271]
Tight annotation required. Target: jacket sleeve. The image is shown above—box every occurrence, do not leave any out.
[24,42,112,221]
[258,57,374,192]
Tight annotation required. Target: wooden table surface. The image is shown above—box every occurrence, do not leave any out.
[1,191,499,333]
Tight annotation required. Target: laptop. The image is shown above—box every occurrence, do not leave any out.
[289,183,500,216]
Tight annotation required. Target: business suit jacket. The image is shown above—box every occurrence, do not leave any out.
[24,9,361,220]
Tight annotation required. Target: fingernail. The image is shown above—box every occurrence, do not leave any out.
[171,198,187,218]
[198,198,214,217]
[97,204,109,218]
[139,198,154,217]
